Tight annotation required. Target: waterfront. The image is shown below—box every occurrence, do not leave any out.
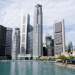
[0,61,75,75]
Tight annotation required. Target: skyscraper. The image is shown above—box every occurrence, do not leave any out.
[0,25,6,56]
[54,19,65,56]
[33,4,43,58]
[5,28,12,59]
[18,13,33,60]
[27,25,33,54]
[12,28,20,60]
[20,13,30,54]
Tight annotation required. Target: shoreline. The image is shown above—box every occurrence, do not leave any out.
[0,60,56,62]
[55,62,75,69]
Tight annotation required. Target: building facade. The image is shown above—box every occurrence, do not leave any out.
[68,41,73,53]
[0,25,6,56]
[5,28,12,59]
[18,13,33,60]
[73,46,75,51]
[12,28,20,60]
[46,35,52,56]
[51,39,54,56]
[43,44,47,56]
[45,35,54,56]
[54,19,65,56]
[20,13,30,54]
[27,25,33,54]
[33,4,43,58]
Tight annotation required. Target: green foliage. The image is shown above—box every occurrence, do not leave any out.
[57,55,75,63]
[48,58,51,60]
[0,56,7,60]
[38,57,44,60]
[58,55,67,60]
[57,55,67,62]
[68,55,74,59]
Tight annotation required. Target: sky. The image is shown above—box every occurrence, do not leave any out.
[0,0,75,45]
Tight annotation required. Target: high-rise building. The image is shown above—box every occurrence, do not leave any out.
[12,28,20,60]
[20,13,30,54]
[33,4,43,58]
[45,35,54,56]
[0,25,6,56]
[27,25,33,54]
[5,28,12,59]
[18,13,33,60]
[54,19,65,56]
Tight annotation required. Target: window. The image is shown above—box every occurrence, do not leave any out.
[22,34,25,42]
[23,16,26,24]
[22,25,25,33]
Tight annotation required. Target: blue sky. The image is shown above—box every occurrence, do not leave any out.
[0,0,75,45]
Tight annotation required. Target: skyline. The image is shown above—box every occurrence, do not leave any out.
[0,0,75,45]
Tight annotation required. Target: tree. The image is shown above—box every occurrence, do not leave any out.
[57,55,67,63]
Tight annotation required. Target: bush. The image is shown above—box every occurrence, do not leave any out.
[68,55,74,59]
[57,55,67,63]
[0,56,7,60]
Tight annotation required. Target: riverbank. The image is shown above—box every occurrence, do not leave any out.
[0,60,56,62]
[55,62,75,69]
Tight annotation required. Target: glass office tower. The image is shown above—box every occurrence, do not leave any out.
[33,4,43,58]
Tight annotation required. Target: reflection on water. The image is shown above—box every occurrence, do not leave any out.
[0,62,11,75]
[0,61,75,75]
[55,65,75,75]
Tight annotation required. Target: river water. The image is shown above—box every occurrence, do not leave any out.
[0,61,75,75]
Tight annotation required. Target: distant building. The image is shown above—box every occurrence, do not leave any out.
[51,39,54,56]
[73,46,75,51]
[33,4,43,59]
[0,25,6,56]
[65,45,68,52]
[12,28,20,60]
[68,41,73,53]
[54,19,65,56]
[27,25,33,54]
[45,35,54,56]
[43,44,47,56]
[5,28,12,59]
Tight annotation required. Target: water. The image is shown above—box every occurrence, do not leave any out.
[0,61,75,75]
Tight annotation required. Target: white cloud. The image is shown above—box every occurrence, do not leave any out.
[0,0,75,45]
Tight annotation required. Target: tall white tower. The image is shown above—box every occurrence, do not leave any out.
[20,13,30,54]
[54,19,65,56]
